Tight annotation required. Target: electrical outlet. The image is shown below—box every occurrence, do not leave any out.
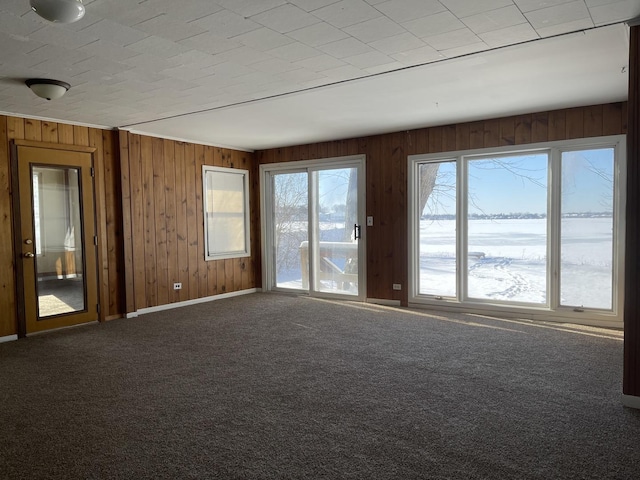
[173,282,182,290]
[392,283,402,290]
[367,216,374,226]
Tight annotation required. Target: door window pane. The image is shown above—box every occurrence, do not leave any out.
[560,148,614,309]
[274,172,309,289]
[418,161,457,297]
[315,168,358,295]
[467,154,548,304]
[33,166,85,317]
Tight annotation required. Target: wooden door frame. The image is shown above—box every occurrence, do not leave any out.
[10,140,99,337]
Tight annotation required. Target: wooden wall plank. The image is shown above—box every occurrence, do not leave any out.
[429,126,444,154]
[240,257,249,291]
[484,119,500,148]
[0,116,16,336]
[624,26,640,398]
[195,144,207,297]
[603,102,623,136]
[443,125,456,151]
[185,143,199,299]
[514,114,532,145]
[7,116,25,140]
[24,119,41,141]
[531,112,549,143]
[90,128,109,320]
[119,130,135,314]
[174,142,189,301]
[41,121,58,143]
[129,135,146,311]
[73,126,89,146]
[102,131,123,316]
[500,117,515,146]
[249,150,260,289]
[548,110,566,141]
[347,138,359,156]
[58,124,74,145]
[414,129,428,156]
[469,121,484,150]
[243,143,260,290]
[217,257,226,294]
[152,137,168,306]
[217,147,225,167]
[163,140,178,304]
[455,123,470,151]
[316,141,329,159]
[566,108,584,139]
[140,135,157,307]
[235,262,245,293]
[364,135,379,298]
[391,132,406,304]
[584,105,604,138]
[224,258,234,294]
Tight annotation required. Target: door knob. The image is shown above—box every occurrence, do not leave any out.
[24,252,35,258]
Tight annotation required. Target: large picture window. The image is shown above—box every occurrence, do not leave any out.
[203,166,250,261]
[409,136,625,325]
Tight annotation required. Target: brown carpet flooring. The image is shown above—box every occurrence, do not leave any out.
[1,293,639,479]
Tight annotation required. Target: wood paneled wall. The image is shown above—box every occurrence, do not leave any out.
[257,102,628,305]
[119,132,260,313]
[0,103,628,333]
[0,115,124,336]
[625,24,640,399]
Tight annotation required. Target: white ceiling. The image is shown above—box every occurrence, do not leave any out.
[0,0,638,151]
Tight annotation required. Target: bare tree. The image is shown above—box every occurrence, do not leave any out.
[273,173,308,274]
[419,163,440,216]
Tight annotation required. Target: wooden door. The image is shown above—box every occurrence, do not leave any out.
[14,144,98,334]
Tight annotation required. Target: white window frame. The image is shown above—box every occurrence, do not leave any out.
[408,135,626,328]
[202,165,251,261]
[259,155,367,301]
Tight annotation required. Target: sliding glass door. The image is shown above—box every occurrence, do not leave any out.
[263,156,365,300]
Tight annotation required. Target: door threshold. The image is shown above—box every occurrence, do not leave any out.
[26,320,99,337]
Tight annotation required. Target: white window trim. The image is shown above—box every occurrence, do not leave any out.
[202,165,251,261]
[408,135,626,328]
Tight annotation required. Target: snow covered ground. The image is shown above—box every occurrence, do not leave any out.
[274,217,616,310]
[419,217,614,309]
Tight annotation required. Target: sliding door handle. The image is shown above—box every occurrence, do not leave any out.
[354,224,361,240]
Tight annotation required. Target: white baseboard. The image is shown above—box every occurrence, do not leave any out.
[0,334,18,344]
[366,298,401,306]
[622,394,640,410]
[127,288,259,317]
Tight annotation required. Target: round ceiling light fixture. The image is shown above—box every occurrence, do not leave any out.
[26,79,71,100]
[30,0,85,23]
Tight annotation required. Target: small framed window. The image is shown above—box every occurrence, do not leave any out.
[203,165,250,261]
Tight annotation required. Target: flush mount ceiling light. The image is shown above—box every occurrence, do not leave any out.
[26,79,70,100]
[30,0,85,23]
